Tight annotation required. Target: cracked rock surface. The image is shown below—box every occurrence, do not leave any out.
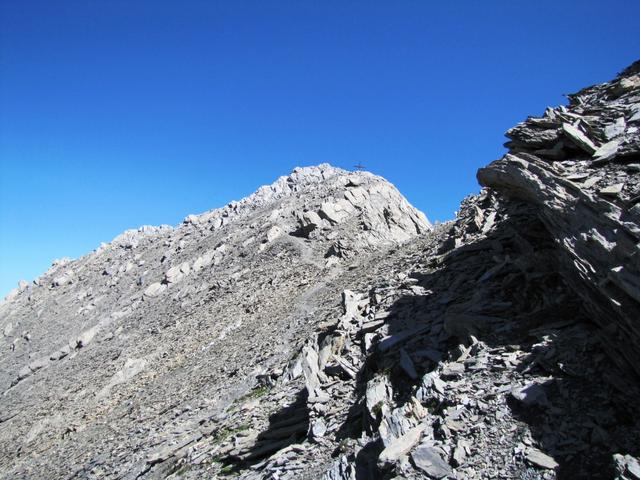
[1,63,640,480]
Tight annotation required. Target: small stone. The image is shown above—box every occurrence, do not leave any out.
[50,344,71,361]
[583,176,601,188]
[441,362,465,378]
[302,210,323,227]
[17,365,32,381]
[52,272,73,287]
[165,263,189,283]
[600,183,624,196]
[411,444,453,478]
[604,117,626,140]
[366,375,392,420]
[416,371,446,402]
[510,383,549,408]
[526,448,559,470]
[266,225,283,243]
[319,202,345,225]
[377,425,424,467]
[144,282,165,298]
[311,418,327,439]
[562,122,597,154]
[614,453,640,480]
[3,322,13,337]
[593,139,622,162]
[342,290,361,317]
[400,348,418,379]
[75,325,99,348]
[28,357,48,372]
[453,440,467,467]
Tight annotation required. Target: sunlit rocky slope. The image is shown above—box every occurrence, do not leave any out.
[1,62,640,480]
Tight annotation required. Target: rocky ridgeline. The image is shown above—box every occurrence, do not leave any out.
[0,164,429,478]
[0,64,639,480]
[479,61,640,379]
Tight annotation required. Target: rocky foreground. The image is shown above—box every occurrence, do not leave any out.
[1,63,639,479]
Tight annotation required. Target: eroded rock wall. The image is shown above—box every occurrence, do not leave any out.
[478,61,640,376]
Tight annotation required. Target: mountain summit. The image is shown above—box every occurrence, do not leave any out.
[0,163,430,479]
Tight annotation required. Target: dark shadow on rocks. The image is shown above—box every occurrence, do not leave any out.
[223,387,310,469]
[354,438,384,480]
[332,197,640,478]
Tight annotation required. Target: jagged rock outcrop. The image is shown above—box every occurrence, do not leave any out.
[1,63,640,480]
[478,61,640,376]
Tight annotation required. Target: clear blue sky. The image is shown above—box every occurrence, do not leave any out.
[1,1,639,296]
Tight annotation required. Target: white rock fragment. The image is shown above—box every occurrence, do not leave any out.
[526,448,559,469]
[74,325,100,348]
[265,225,283,243]
[377,424,424,467]
[144,282,165,298]
[593,139,623,163]
[52,272,74,287]
[604,116,626,139]
[165,262,190,284]
[98,357,148,398]
[600,183,624,196]
[3,322,14,337]
[511,383,549,408]
[562,122,597,154]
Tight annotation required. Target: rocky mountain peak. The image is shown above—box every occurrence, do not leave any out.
[180,163,429,243]
[1,63,640,480]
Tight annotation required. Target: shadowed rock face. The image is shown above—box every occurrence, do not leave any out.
[478,60,640,377]
[1,64,640,480]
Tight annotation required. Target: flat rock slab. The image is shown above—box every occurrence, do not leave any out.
[411,444,453,478]
[377,425,424,467]
[562,122,597,154]
[526,448,559,470]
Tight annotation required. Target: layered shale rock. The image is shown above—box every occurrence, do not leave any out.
[478,60,640,376]
[1,64,640,480]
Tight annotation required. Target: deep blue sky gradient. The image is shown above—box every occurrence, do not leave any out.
[1,1,639,296]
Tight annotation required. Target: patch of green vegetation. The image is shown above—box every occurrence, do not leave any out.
[210,458,237,477]
[371,401,384,417]
[211,423,250,444]
[247,385,269,399]
[230,384,272,411]
[381,366,393,378]
[336,438,351,454]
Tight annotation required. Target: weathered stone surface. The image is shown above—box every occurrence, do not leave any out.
[399,348,418,379]
[411,444,453,478]
[526,448,559,470]
[561,122,598,154]
[52,271,73,287]
[377,424,424,467]
[478,62,640,378]
[144,281,165,297]
[1,64,640,480]
[510,383,549,408]
[265,225,283,243]
[614,453,640,480]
